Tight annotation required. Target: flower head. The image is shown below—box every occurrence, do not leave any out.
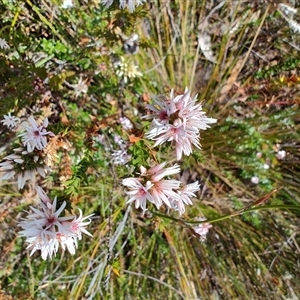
[122,162,199,215]
[111,135,131,165]
[101,0,145,13]
[66,76,89,97]
[276,150,286,160]
[119,116,133,131]
[193,217,212,242]
[0,147,51,189]
[173,181,201,215]
[111,149,131,165]
[18,116,55,152]
[251,176,260,185]
[144,88,217,160]
[61,0,73,8]
[1,113,20,129]
[19,187,94,260]
[114,56,142,83]
[0,38,9,50]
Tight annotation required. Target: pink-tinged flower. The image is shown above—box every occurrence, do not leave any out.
[144,88,217,160]
[146,162,180,181]
[122,162,198,215]
[193,217,212,242]
[19,116,55,152]
[1,113,20,129]
[0,148,51,189]
[62,208,93,240]
[150,179,181,209]
[172,181,200,215]
[19,187,94,260]
[122,178,155,211]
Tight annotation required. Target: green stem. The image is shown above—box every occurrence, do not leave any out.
[154,204,300,226]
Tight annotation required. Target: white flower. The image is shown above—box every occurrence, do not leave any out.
[66,76,89,97]
[173,181,200,215]
[144,88,217,160]
[111,149,131,165]
[119,116,133,131]
[65,208,93,239]
[61,0,73,8]
[122,162,199,215]
[114,56,142,83]
[122,178,154,212]
[0,38,9,50]
[111,135,131,165]
[122,163,181,212]
[1,112,20,129]
[101,0,145,13]
[251,176,260,184]
[146,162,180,181]
[19,187,94,260]
[276,150,286,160]
[0,148,51,189]
[19,116,55,152]
[193,217,212,242]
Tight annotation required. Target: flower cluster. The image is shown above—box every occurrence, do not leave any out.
[1,112,94,259]
[114,56,142,84]
[19,187,94,260]
[0,115,55,189]
[111,134,132,165]
[122,162,200,215]
[144,88,217,160]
